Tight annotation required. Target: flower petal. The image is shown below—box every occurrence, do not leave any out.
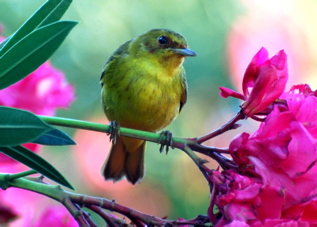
[242,49,288,117]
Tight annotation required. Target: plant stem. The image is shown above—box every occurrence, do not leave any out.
[196,111,245,144]
[39,115,237,170]
[8,169,38,180]
[38,115,194,148]
[0,173,89,226]
[0,173,210,226]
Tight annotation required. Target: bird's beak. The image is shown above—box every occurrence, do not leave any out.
[171,48,196,57]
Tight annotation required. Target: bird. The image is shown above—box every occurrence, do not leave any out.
[100,28,196,184]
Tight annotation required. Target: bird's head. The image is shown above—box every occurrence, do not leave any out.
[130,29,196,68]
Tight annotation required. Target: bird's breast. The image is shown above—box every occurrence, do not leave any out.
[104,68,183,132]
[127,75,181,131]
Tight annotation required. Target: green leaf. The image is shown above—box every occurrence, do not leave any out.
[0,0,72,56]
[0,107,52,146]
[0,145,74,190]
[33,128,76,146]
[0,21,77,90]
[0,36,10,50]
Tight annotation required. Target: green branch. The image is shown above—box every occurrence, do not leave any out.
[38,115,237,171]
[0,173,90,226]
[38,115,192,147]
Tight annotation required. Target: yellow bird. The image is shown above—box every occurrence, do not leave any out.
[100,29,196,184]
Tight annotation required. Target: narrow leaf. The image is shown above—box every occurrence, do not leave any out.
[0,107,52,146]
[0,0,72,56]
[0,146,74,189]
[33,128,76,146]
[0,36,10,49]
[0,21,77,89]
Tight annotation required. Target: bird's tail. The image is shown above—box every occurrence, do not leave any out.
[102,136,145,184]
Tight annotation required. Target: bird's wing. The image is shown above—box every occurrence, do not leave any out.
[100,40,132,84]
[179,69,188,113]
[100,40,132,114]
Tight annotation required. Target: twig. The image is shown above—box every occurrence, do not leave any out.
[86,205,119,227]
[0,173,210,226]
[75,204,98,227]
[81,210,98,227]
[8,170,38,180]
[1,175,89,226]
[39,115,237,170]
[195,111,245,144]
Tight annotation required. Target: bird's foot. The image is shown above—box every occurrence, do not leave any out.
[108,121,120,144]
[158,131,173,154]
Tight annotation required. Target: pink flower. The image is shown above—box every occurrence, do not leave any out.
[209,169,317,226]
[34,206,77,227]
[280,84,317,138]
[208,170,285,226]
[220,47,288,117]
[211,84,317,226]
[0,61,75,116]
[247,86,317,207]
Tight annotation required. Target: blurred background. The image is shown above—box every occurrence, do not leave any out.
[1,0,317,225]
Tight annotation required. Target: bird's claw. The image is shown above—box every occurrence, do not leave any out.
[108,121,120,144]
[158,131,173,154]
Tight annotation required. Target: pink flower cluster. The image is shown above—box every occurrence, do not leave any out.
[211,48,317,226]
[0,61,74,116]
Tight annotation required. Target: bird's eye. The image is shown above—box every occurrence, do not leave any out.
[158,36,168,45]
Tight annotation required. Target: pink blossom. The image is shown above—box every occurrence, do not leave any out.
[209,170,285,226]
[280,84,317,138]
[212,84,317,226]
[0,61,75,116]
[242,47,288,116]
[247,87,317,206]
[209,169,316,226]
[219,47,288,117]
[34,206,77,227]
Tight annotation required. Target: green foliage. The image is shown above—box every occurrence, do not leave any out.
[33,128,76,146]
[0,0,77,189]
[0,146,73,189]
[0,21,77,89]
[0,107,75,189]
[0,0,76,89]
[0,107,52,146]
[0,0,72,54]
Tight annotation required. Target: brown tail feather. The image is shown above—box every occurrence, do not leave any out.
[102,136,126,182]
[124,142,145,184]
[102,136,145,184]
